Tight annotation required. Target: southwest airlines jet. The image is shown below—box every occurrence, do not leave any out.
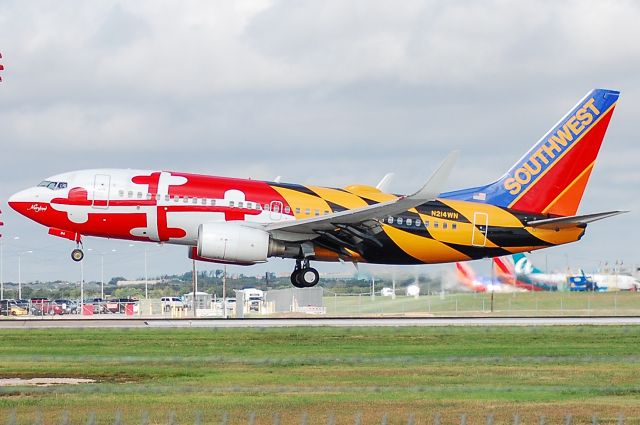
[9,89,624,288]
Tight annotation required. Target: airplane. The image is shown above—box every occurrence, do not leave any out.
[8,88,625,288]
[493,255,554,291]
[455,261,522,293]
[509,253,640,291]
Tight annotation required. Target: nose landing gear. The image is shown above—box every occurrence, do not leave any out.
[71,241,84,262]
[290,259,320,288]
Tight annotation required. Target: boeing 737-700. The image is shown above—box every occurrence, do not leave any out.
[9,88,624,288]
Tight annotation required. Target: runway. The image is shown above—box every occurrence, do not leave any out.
[1,316,640,329]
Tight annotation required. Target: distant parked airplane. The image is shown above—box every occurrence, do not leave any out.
[455,261,521,293]
[9,89,625,288]
[508,254,640,291]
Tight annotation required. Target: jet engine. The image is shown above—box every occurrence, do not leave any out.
[197,223,285,264]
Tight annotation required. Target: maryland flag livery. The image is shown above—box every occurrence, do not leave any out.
[9,89,625,287]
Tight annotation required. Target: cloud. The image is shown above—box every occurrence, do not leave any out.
[1,0,639,281]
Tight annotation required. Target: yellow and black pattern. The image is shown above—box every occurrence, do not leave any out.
[268,182,586,265]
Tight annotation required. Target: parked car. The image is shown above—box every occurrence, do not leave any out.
[161,297,184,311]
[30,298,64,316]
[106,298,137,313]
[88,298,108,314]
[14,299,37,315]
[1,299,28,316]
[15,299,30,309]
[54,299,78,314]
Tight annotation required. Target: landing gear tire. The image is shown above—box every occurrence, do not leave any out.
[299,268,319,287]
[291,270,305,288]
[71,248,84,262]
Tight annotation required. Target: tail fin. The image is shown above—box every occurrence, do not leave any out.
[455,262,488,292]
[455,262,476,282]
[493,256,516,284]
[513,253,543,274]
[443,89,620,216]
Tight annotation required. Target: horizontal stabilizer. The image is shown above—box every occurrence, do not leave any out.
[526,211,627,230]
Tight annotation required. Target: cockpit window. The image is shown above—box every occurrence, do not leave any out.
[37,180,68,190]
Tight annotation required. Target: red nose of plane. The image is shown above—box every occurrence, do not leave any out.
[8,189,41,217]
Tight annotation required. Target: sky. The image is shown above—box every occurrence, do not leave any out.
[1,0,639,284]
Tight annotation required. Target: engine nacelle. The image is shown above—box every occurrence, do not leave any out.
[197,223,284,264]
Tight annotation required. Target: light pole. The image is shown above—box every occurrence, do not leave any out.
[223,265,227,319]
[192,258,197,318]
[88,248,107,300]
[144,247,148,300]
[0,210,3,299]
[17,250,33,300]
[101,254,105,300]
[370,275,375,300]
[80,257,84,310]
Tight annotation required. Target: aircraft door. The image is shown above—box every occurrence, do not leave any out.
[92,174,111,209]
[471,212,488,247]
[270,200,283,221]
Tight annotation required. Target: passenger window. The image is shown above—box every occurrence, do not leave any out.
[264,204,270,211]
[397,217,403,225]
[118,190,124,197]
[416,219,422,227]
[305,208,310,215]
[174,195,180,202]
[256,203,262,210]
[165,195,170,202]
[183,196,189,203]
[406,218,412,226]
[201,198,206,205]
[247,202,253,209]
[284,206,291,214]
[387,216,393,224]
[192,198,198,204]
[452,223,457,230]
[128,191,133,198]
[210,199,216,206]
[425,221,429,228]
[296,207,301,214]
[434,222,439,229]
[443,222,448,229]
[229,201,234,207]
[146,193,152,200]
[238,202,244,208]
[314,209,319,216]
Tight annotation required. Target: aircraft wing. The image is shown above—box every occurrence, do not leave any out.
[526,210,628,230]
[264,151,458,236]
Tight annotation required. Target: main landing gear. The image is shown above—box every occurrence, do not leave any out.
[290,259,320,288]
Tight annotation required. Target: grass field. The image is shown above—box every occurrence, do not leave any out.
[322,291,640,316]
[1,326,640,424]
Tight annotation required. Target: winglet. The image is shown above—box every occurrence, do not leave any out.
[376,173,395,192]
[408,150,459,201]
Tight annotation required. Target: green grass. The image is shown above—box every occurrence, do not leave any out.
[1,327,640,424]
[322,291,640,316]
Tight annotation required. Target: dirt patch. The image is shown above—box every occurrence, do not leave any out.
[0,378,95,387]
